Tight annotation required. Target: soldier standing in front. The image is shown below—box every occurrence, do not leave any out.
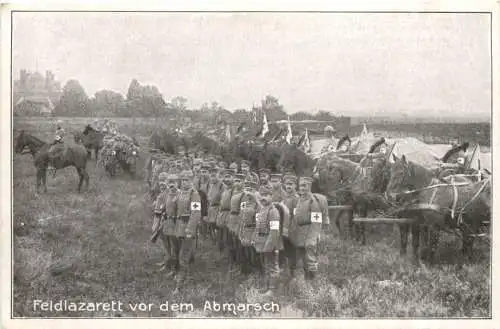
[253,185,282,296]
[173,170,202,294]
[207,167,223,245]
[288,176,329,281]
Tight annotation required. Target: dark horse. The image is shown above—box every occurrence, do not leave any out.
[278,138,394,244]
[385,154,491,264]
[74,125,105,161]
[15,130,90,193]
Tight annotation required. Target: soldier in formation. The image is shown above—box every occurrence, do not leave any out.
[149,156,331,294]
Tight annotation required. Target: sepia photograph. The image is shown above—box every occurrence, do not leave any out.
[4,3,495,323]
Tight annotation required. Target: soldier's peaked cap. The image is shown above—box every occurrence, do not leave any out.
[223,169,235,177]
[241,160,250,166]
[270,173,283,180]
[234,173,246,180]
[299,176,314,184]
[243,177,258,188]
[259,168,271,174]
[200,163,211,170]
[167,173,179,181]
[283,173,297,183]
[158,172,169,181]
[180,170,194,179]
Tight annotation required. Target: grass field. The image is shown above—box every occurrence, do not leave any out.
[12,117,491,318]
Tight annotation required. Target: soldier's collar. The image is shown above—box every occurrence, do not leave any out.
[299,192,312,200]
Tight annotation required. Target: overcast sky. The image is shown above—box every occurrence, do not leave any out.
[12,12,491,117]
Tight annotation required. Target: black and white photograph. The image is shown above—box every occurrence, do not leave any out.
[3,2,496,323]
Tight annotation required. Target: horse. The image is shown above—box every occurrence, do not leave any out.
[149,129,181,155]
[314,149,393,244]
[278,137,393,244]
[385,154,491,264]
[75,125,105,161]
[277,142,317,176]
[15,130,90,193]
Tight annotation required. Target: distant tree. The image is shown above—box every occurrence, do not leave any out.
[126,79,142,100]
[291,111,314,121]
[124,79,167,117]
[91,89,126,116]
[200,102,210,111]
[314,110,335,121]
[170,96,189,111]
[260,95,287,122]
[54,79,90,116]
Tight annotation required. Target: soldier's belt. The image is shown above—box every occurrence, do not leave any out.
[257,232,268,236]
[244,224,256,228]
[210,203,220,207]
[179,215,190,222]
[298,222,311,227]
[220,209,230,212]
[230,211,240,215]
[165,216,177,220]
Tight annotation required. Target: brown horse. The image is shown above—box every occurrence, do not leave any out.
[74,125,105,161]
[278,138,394,244]
[386,155,491,264]
[315,149,393,244]
[15,130,90,193]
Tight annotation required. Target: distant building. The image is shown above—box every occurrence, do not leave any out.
[13,69,63,115]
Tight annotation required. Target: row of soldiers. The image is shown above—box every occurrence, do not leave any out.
[149,156,330,296]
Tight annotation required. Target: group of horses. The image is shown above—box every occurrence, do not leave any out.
[14,125,144,193]
[161,130,491,265]
[15,124,492,265]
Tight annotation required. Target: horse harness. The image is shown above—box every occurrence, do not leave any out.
[400,175,490,229]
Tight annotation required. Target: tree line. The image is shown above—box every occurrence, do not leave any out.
[14,78,345,124]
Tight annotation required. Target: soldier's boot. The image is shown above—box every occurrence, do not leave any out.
[263,276,278,297]
[259,277,269,294]
[304,270,317,281]
[157,256,170,270]
[211,226,218,245]
[164,260,179,279]
[173,271,185,295]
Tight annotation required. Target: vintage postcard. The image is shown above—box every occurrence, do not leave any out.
[1,1,498,328]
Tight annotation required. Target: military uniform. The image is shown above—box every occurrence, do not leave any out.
[259,169,271,187]
[270,173,285,202]
[229,162,239,174]
[238,181,260,274]
[216,170,234,252]
[207,167,223,244]
[252,185,282,294]
[194,163,211,236]
[288,177,329,279]
[278,174,299,271]
[152,173,181,275]
[439,148,467,181]
[227,174,246,268]
[173,170,202,292]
